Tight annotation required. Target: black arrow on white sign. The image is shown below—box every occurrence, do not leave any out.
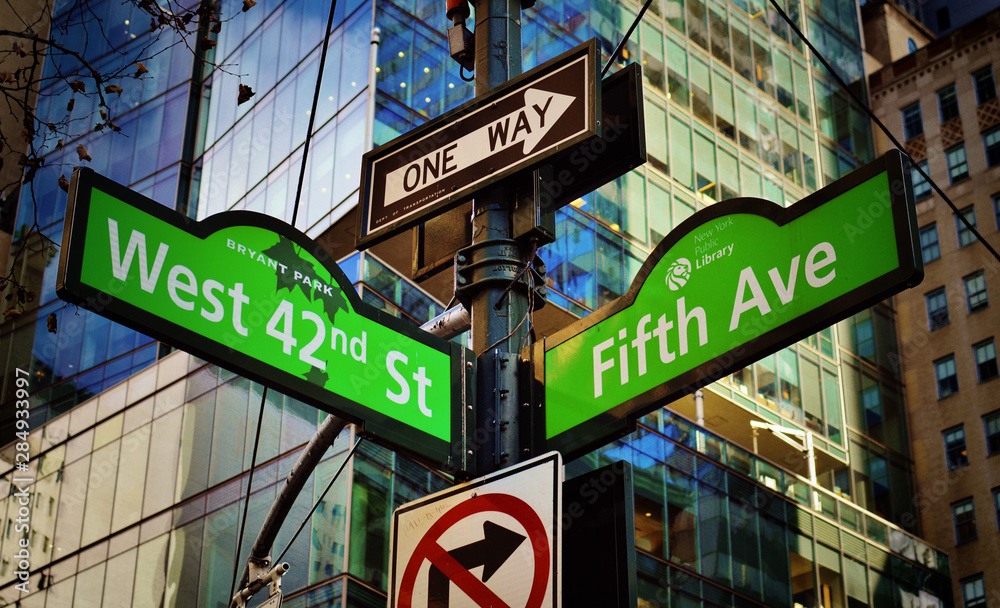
[427,520,526,608]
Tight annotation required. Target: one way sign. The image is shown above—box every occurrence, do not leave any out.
[389,452,562,608]
[356,40,598,249]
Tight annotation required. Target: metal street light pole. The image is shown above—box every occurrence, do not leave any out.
[468,0,529,475]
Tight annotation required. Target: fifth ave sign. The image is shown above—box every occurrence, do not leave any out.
[356,39,598,249]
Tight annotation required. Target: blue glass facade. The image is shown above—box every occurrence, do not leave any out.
[0,0,949,604]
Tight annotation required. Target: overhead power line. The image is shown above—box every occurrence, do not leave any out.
[766,0,1000,264]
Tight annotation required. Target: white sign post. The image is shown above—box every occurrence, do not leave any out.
[388,452,562,608]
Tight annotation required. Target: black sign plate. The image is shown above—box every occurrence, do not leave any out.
[357,39,599,249]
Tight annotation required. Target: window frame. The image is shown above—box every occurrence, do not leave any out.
[984,125,1000,168]
[901,102,923,140]
[994,193,1000,230]
[973,65,997,105]
[961,572,986,608]
[964,270,988,313]
[956,205,977,247]
[974,338,998,383]
[912,160,931,200]
[984,409,1000,456]
[937,83,960,122]
[952,497,977,545]
[925,287,949,330]
[947,144,970,183]
[994,488,1000,531]
[944,425,969,469]
[919,223,940,262]
[935,354,959,399]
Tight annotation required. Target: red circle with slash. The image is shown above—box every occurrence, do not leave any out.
[397,493,550,608]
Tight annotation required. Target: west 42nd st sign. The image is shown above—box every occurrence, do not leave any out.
[57,170,469,469]
[536,150,923,459]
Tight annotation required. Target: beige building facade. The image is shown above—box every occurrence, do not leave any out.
[866,3,1000,606]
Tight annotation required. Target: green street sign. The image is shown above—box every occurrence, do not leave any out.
[58,170,471,470]
[534,150,922,459]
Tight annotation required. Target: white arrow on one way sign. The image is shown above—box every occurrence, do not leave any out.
[383,89,575,208]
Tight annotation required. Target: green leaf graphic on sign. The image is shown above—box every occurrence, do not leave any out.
[304,366,330,387]
[264,237,350,324]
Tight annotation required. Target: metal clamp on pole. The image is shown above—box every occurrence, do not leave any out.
[454,240,546,312]
[230,562,289,608]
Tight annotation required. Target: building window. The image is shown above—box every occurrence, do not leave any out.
[938,84,960,122]
[994,489,1000,530]
[953,498,977,544]
[956,206,977,247]
[944,426,969,469]
[962,573,986,607]
[919,223,940,262]
[926,288,950,329]
[964,270,988,312]
[994,193,1000,230]
[973,66,997,105]
[984,126,1000,167]
[936,355,959,398]
[907,38,917,53]
[947,145,970,183]
[902,102,923,140]
[912,160,931,200]
[985,410,1000,455]
[975,339,998,382]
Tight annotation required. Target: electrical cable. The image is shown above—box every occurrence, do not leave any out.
[290,0,341,229]
[229,386,269,601]
[766,0,1000,264]
[602,0,656,78]
[273,436,365,565]
[229,0,338,601]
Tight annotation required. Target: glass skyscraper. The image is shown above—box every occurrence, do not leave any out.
[0,0,954,605]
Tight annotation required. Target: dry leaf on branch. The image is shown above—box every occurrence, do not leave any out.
[67,98,75,112]
[47,312,58,334]
[77,144,92,162]
[237,83,255,105]
[56,139,63,150]
[134,62,148,78]
[13,43,27,58]
[105,84,123,95]
[99,109,108,120]
[243,0,256,11]
[212,21,222,33]
[58,175,70,192]
[69,80,85,93]
[200,37,217,50]
[3,306,21,320]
